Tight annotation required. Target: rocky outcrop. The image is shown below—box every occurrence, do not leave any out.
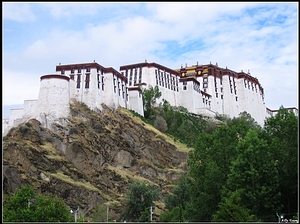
[2,101,190,221]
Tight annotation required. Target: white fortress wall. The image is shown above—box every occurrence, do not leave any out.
[34,75,70,127]
[4,61,296,135]
[128,87,144,116]
[23,99,38,118]
[3,119,9,134]
[190,80,206,114]
[221,74,235,118]
[177,79,196,112]
[101,70,118,109]
[79,68,104,111]
[9,108,24,126]
[110,71,128,109]
[236,78,247,114]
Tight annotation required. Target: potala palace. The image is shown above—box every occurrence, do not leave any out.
[2,60,298,135]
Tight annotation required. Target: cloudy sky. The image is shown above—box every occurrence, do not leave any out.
[2,2,298,119]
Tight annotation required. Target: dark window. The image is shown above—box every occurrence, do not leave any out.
[85,74,90,88]
[76,74,81,88]
[97,74,100,89]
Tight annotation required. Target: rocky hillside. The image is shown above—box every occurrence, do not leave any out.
[2,100,191,221]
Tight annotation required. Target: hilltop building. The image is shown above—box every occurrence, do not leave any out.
[2,60,298,135]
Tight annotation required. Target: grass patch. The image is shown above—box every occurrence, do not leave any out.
[119,108,192,153]
[107,165,158,187]
[46,171,111,200]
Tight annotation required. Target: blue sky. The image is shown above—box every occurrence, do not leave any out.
[2,2,298,119]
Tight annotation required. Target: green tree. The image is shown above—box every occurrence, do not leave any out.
[224,129,282,221]
[3,184,73,222]
[163,174,191,222]
[263,106,298,218]
[160,206,186,222]
[186,114,261,221]
[186,125,241,221]
[212,189,256,222]
[119,180,159,222]
[142,85,162,118]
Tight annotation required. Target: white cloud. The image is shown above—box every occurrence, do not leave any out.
[2,2,298,112]
[3,2,35,22]
[3,70,40,105]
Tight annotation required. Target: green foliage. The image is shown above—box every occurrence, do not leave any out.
[138,207,151,222]
[186,112,265,221]
[262,106,298,218]
[224,129,282,221]
[118,105,297,222]
[3,184,73,222]
[162,174,191,222]
[212,190,256,222]
[119,180,159,222]
[142,85,162,118]
[160,206,186,222]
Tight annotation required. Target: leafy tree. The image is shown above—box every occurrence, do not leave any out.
[186,114,261,221]
[160,206,186,222]
[212,189,256,222]
[224,129,282,221]
[262,106,298,218]
[142,85,162,118]
[3,184,73,222]
[228,111,261,129]
[119,180,159,222]
[163,174,191,222]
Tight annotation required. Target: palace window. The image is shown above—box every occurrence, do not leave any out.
[78,68,81,73]
[86,67,90,72]
[61,70,65,75]
[76,74,81,88]
[85,74,90,89]
[97,74,100,89]
[71,69,75,74]
[102,76,104,91]
[203,83,208,88]
[70,75,75,80]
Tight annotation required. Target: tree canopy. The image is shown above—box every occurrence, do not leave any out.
[3,184,73,222]
[119,180,159,222]
[159,107,298,222]
[142,85,162,118]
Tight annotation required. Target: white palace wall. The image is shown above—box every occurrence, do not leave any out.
[4,60,295,135]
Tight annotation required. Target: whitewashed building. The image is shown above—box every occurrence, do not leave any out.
[120,61,268,125]
[3,60,297,135]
